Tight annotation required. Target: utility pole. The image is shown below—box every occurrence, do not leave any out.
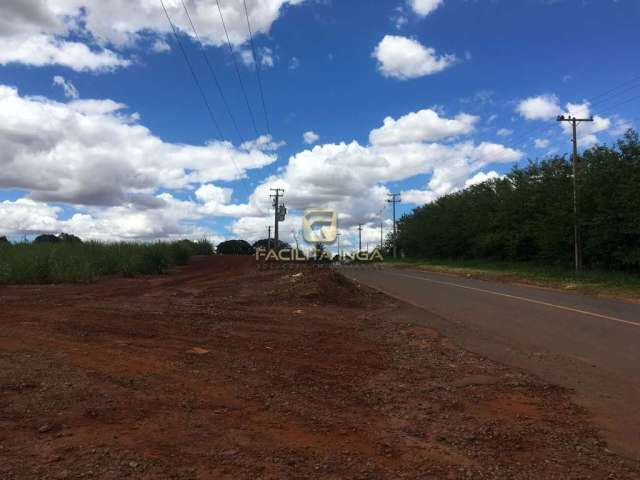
[556,115,594,271]
[336,232,341,258]
[270,188,285,248]
[380,222,383,252]
[387,193,401,259]
[291,229,299,252]
[267,226,272,251]
[357,224,363,252]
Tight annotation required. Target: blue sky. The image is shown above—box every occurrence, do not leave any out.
[0,0,638,248]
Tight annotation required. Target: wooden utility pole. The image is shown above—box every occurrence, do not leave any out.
[387,193,401,259]
[358,224,363,252]
[556,115,594,271]
[270,188,285,247]
[267,226,272,250]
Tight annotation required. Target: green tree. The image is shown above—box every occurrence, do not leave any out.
[396,129,640,273]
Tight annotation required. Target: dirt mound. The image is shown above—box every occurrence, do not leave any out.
[275,268,374,307]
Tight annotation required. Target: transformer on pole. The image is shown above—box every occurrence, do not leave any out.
[270,188,285,248]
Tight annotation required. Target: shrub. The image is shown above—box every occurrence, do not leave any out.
[34,234,60,243]
[217,240,255,255]
[59,233,83,244]
[193,238,215,256]
[170,242,192,266]
[252,238,291,252]
[136,244,170,275]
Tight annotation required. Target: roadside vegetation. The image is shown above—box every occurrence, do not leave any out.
[395,130,640,277]
[0,236,214,284]
[392,130,640,299]
[388,258,640,300]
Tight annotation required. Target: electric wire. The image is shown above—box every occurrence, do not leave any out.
[180,0,246,145]
[508,74,640,151]
[243,0,272,136]
[215,0,260,137]
[589,82,640,110]
[160,0,252,197]
[508,123,551,150]
[596,93,640,117]
[588,74,640,105]
[160,0,224,139]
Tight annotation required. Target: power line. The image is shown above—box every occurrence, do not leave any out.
[243,0,272,136]
[509,123,550,149]
[180,0,245,145]
[588,74,640,105]
[160,0,223,139]
[215,0,260,138]
[590,82,640,110]
[160,0,252,199]
[595,93,640,117]
[508,74,640,150]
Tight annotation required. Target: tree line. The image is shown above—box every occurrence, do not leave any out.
[396,130,640,272]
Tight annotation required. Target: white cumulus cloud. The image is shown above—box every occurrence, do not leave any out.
[303,131,320,145]
[409,0,444,17]
[370,109,477,145]
[0,198,62,234]
[401,189,438,206]
[241,134,286,152]
[0,34,130,72]
[559,102,610,146]
[518,94,614,146]
[0,0,303,71]
[516,94,562,121]
[0,84,276,208]
[373,35,457,80]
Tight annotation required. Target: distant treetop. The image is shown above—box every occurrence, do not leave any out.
[217,240,255,256]
[34,233,83,244]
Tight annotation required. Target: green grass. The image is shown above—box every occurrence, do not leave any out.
[0,239,214,285]
[387,258,640,301]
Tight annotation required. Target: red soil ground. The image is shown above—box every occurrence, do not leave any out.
[0,256,638,479]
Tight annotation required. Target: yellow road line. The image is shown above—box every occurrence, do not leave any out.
[376,270,640,329]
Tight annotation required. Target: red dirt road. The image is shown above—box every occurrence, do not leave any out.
[1,257,639,479]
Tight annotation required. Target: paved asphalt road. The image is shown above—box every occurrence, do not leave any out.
[347,267,640,459]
